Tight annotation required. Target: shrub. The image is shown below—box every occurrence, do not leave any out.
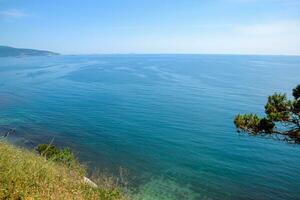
[36,144,77,167]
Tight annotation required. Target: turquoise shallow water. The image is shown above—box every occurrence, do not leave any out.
[0,54,300,199]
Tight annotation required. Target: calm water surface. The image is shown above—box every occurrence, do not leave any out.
[0,55,300,200]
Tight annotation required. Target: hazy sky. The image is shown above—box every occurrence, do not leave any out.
[1,0,300,55]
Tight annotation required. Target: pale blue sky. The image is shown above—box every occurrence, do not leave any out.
[1,0,300,55]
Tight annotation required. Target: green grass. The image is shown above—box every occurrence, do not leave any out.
[0,141,129,200]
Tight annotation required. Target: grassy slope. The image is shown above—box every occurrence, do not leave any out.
[0,141,128,200]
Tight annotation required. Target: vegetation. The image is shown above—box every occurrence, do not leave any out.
[0,141,129,200]
[234,84,300,143]
[36,143,78,167]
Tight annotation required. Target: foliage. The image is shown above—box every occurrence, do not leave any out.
[0,141,129,200]
[292,84,300,100]
[265,93,290,121]
[234,84,300,143]
[234,114,261,134]
[36,144,77,167]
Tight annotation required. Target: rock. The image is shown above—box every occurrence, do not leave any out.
[83,176,98,188]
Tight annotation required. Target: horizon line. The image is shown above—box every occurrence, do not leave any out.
[63,52,300,57]
[2,45,300,57]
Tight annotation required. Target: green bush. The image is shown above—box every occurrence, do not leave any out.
[36,144,78,167]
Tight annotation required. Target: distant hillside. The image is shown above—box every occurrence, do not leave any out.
[0,45,59,57]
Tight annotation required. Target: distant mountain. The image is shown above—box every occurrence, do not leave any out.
[0,46,59,57]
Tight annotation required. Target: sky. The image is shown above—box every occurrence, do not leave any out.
[0,0,300,55]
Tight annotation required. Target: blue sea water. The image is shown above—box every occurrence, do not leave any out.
[0,54,300,200]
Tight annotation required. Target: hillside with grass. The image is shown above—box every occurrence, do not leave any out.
[0,141,129,200]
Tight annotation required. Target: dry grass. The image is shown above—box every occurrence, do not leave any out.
[0,141,129,200]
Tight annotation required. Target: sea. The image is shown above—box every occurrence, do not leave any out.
[0,54,299,200]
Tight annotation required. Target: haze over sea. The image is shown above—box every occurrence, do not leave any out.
[0,54,300,200]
